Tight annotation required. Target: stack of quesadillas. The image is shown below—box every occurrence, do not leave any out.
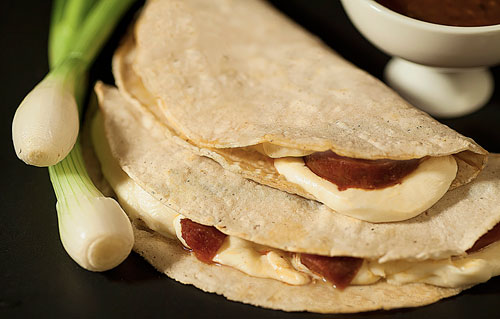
[89,0,500,313]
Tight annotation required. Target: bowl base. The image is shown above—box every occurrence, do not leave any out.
[384,58,493,118]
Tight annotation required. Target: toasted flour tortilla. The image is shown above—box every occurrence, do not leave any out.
[95,83,500,262]
[121,0,487,205]
[130,0,487,193]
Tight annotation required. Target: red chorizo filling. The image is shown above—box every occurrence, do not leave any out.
[179,218,500,287]
[467,222,500,253]
[304,150,421,191]
[180,218,227,264]
[375,0,500,27]
[299,254,363,289]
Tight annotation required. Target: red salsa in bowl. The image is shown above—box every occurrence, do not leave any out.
[375,0,500,27]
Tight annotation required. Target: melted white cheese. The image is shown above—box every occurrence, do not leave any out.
[173,214,308,285]
[274,156,457,222]
[366,241,500,287]
[351,261,381,285]
[290,243,500,288]
[213,236,310,285]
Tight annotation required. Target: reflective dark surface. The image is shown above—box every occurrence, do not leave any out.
[1,1,499,318]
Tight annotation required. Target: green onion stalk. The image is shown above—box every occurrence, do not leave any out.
[13,0,136,271]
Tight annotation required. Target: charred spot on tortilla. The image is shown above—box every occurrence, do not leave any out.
[299,254,363,290]
[467,222,500,253]
[180,218,227,264]
[304,151,422,191]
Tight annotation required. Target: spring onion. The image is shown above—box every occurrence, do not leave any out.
[51,143,134,271]
[13,0,98,167]
[13,0,135,166]
[13,0,137,271]
[12,64,80,167]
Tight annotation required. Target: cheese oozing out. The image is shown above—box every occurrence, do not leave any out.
[274,155,458,222]
[291,242,500,288]
[92,116,500,289]
[177,214,310,285]
[213,235,310,285]
[367,241,500,287]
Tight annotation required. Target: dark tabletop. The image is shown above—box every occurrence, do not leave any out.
[1,1,500,318]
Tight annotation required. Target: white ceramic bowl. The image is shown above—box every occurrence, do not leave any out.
[340,0,500,117]
[340,0,500,68]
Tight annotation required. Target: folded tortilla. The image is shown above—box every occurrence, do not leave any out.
[88,0,500,312]
[127,0,487,204]
[113,0,487,228]
[87,110,459,314]
[94,83,500,263]
[132,226,461,314]
[88,85,500,313]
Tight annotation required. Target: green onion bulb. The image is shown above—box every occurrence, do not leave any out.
[12,73,79,167]
[57,195,134,271]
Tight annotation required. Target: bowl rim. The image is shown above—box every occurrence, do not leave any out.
[345,0,500,34]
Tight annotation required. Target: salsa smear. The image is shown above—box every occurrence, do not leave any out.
[375,0,500,27]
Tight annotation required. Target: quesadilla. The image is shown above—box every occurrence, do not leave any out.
[84,0,500,313]
[87,83,500,313]
[119,0,487,223]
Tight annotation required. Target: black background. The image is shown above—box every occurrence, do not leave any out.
[1,1,499,318]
